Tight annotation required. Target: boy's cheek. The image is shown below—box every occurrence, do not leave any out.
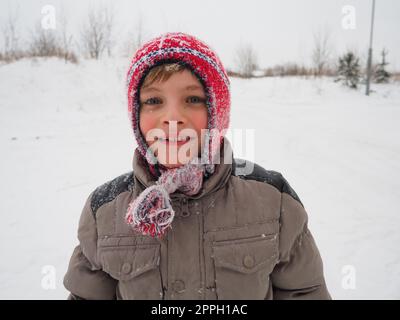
[139,115,157,141]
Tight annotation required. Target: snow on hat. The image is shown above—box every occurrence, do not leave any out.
[126,31,231,172]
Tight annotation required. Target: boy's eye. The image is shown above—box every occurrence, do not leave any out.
[187,96,206,104]
[142,97,161,105]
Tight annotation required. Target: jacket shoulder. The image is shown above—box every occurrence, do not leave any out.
[232,158,303,207]
[90,171,135,218]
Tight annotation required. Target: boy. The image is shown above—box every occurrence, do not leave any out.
[64,32,331,300]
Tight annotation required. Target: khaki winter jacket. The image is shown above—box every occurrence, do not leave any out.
[64,138,331,300]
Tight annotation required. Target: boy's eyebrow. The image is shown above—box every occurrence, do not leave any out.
[141,86,161,93]
[184,84,203,91]
[141,84,203,93]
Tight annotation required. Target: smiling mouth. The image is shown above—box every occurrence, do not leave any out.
[155,136,194,143]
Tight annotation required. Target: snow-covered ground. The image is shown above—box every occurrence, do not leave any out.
[0,57,399,299]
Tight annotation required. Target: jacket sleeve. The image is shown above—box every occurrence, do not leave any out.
[63,192,117,300]
[270,191,331,300]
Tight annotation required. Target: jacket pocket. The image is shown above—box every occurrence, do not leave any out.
[100,244,163,300]
[212,234,278,299]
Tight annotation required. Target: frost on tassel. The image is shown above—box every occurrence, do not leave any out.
[125,159,207,239]
[125,185,175,239]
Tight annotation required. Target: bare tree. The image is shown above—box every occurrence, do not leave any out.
[1,6,20,61]
[104,6,115,57]
[123,16,146,57]
[80,5,115,59]
[29,22,59,57]
[59,10,76,63]
[235,43,258,78]
[312,27,332,77]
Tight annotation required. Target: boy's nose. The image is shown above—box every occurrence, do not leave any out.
[164,119,184,126]
[162,103,186,127]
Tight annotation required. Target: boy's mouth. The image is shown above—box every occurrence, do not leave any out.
[155,136,194,144]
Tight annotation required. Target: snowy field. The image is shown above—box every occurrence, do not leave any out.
[0,57,399,299]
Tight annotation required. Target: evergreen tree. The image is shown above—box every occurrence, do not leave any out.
[336,51,361,89]
[374,48,391,83]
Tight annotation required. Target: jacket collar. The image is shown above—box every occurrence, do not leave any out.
[132,137,233,200]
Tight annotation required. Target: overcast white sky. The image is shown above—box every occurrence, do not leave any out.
[1,0,399,70]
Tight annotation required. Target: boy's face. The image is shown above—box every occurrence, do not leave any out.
[139,69,208,168]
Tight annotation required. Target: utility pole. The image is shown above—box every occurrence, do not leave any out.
[366,0,376,96]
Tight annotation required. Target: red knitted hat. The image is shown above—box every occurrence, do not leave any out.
[126,32,231,174]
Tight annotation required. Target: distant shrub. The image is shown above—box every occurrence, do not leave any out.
[263,63,314,77]
[335,51,361,89]
[374,49,391,84]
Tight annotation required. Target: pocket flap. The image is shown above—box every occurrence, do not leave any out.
[100,244,160,281]
[212,235,278,274]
